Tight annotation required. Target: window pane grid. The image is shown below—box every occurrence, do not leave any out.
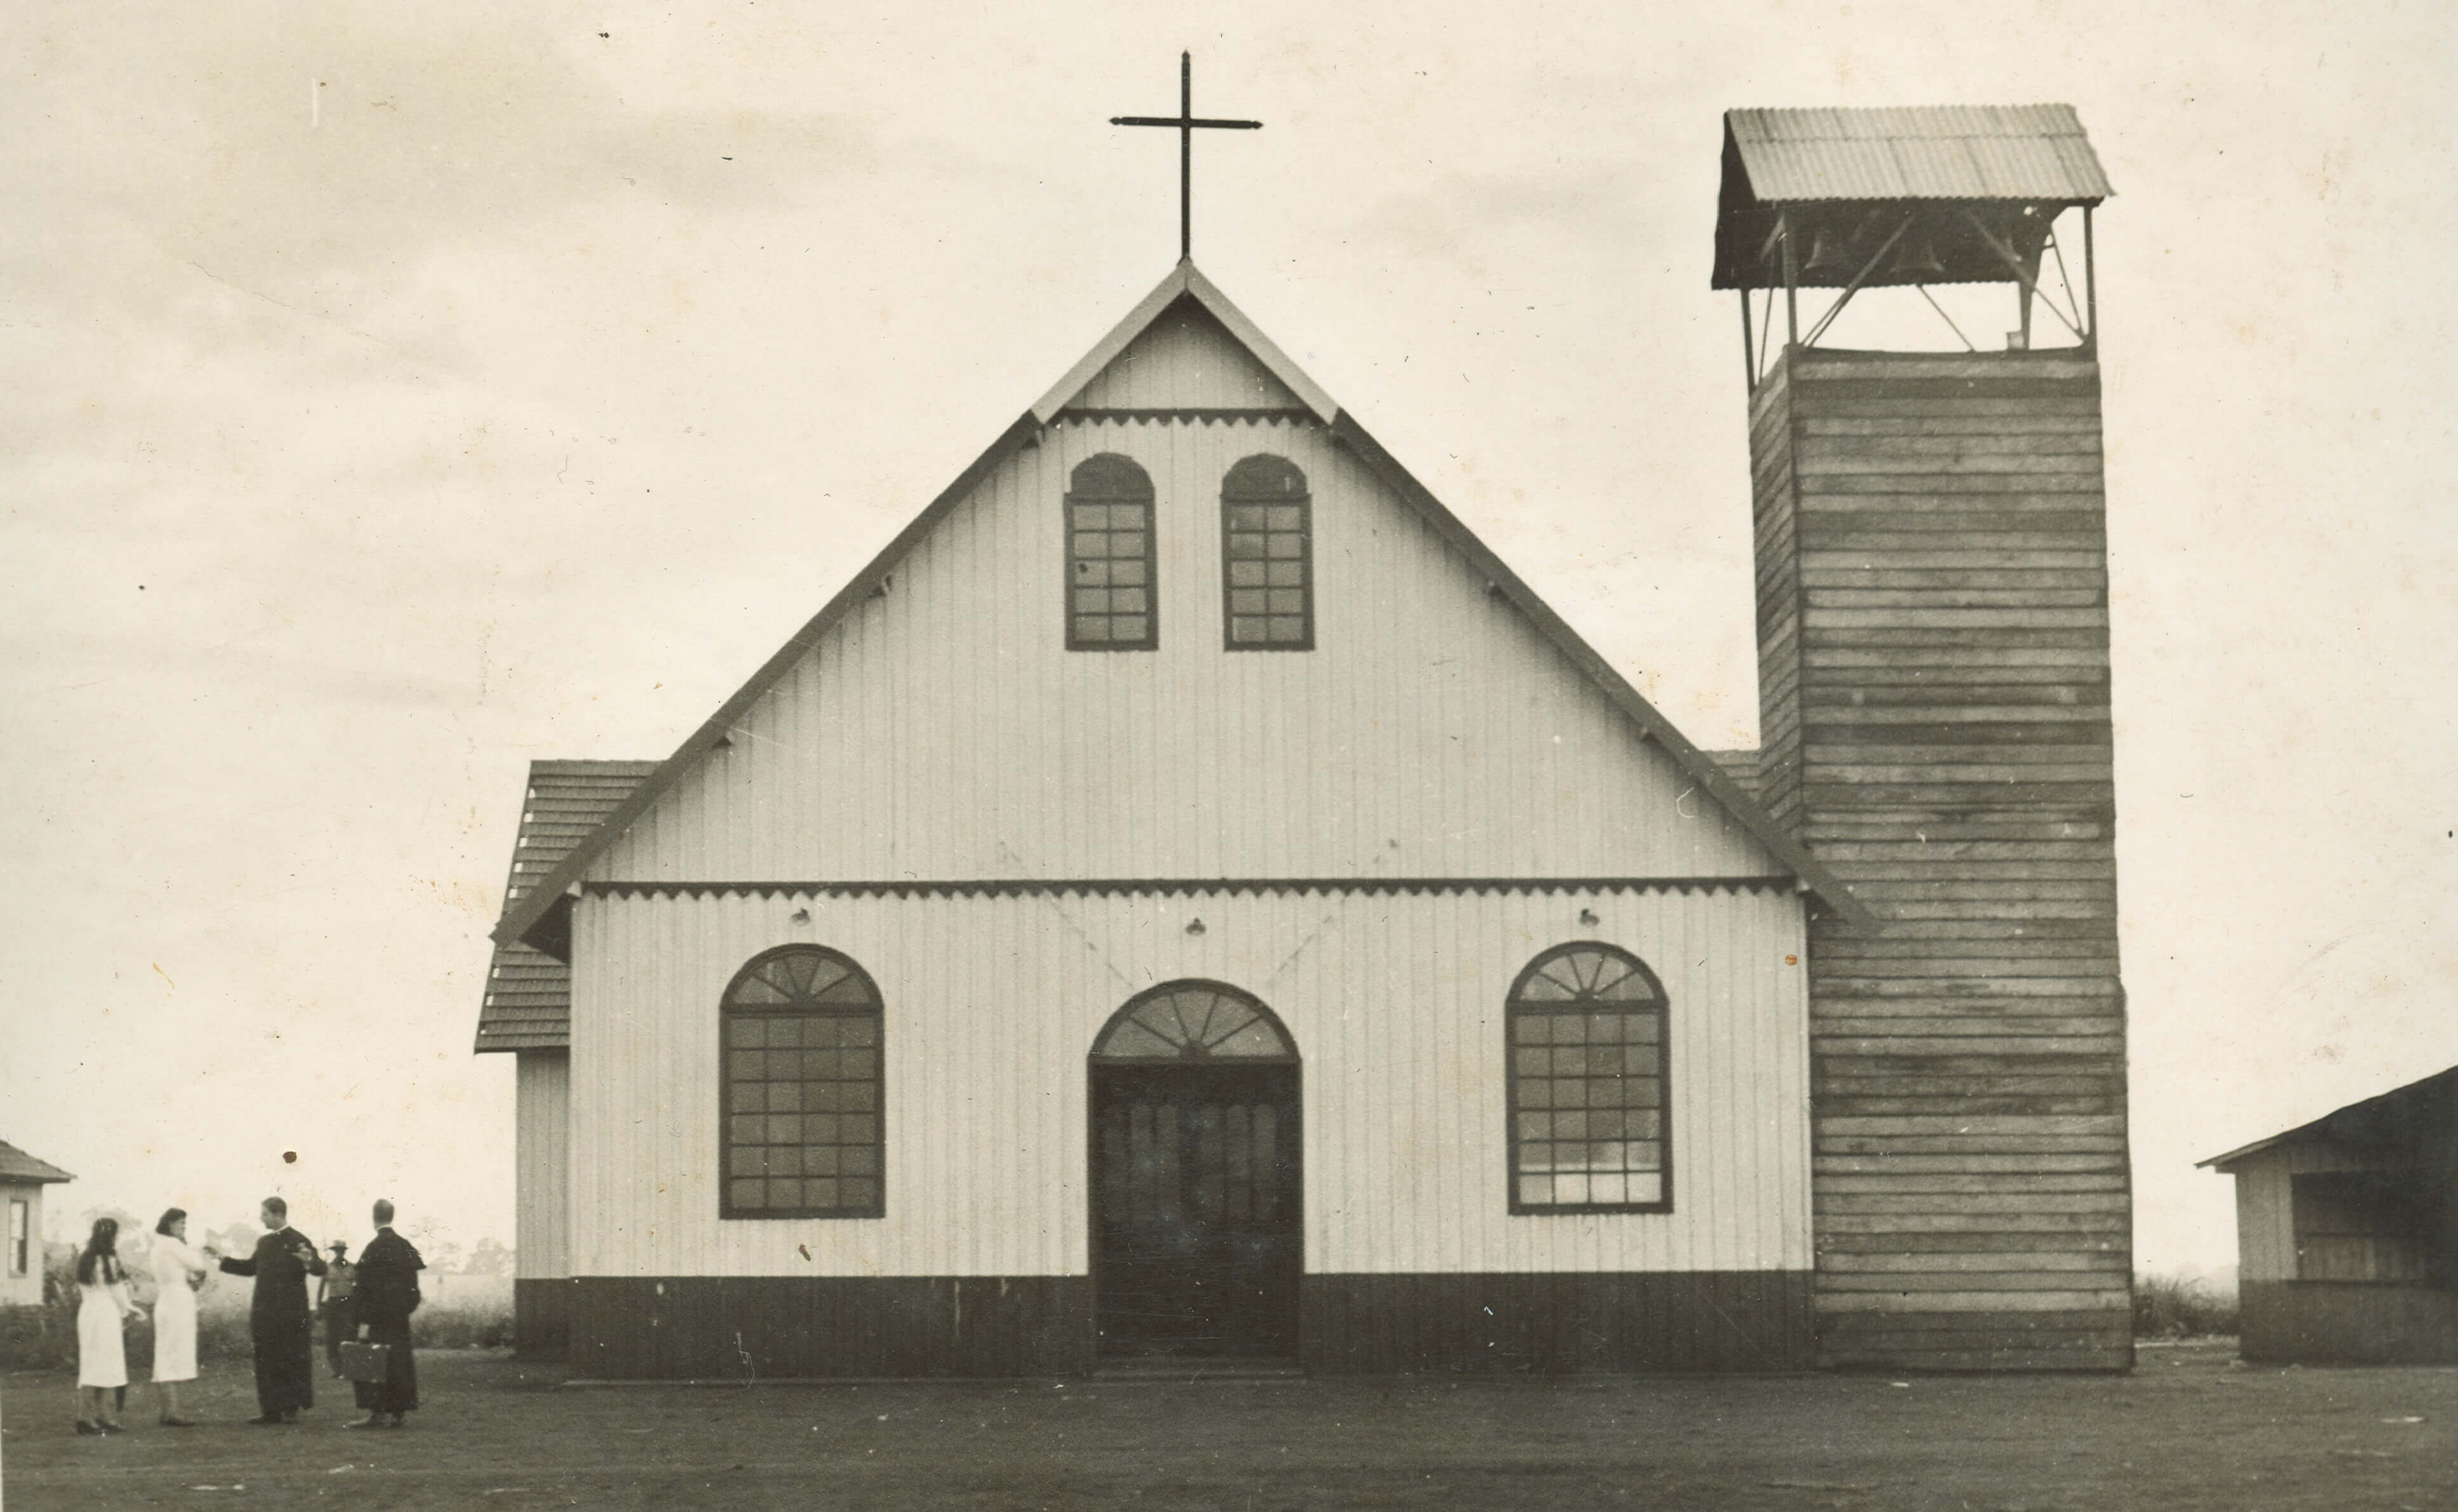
[1068,457,1158,651]
[722,948,884,1219]
[1507,945,1670,1213]
[1221,459,1312,650]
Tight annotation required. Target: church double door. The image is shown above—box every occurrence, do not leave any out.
[1090,1063,1301,1360]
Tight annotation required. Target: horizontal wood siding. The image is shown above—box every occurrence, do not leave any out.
[567,886,1809,1281]
[589,374,1776,889]
[1302,1270,1814,1373]
[1751,349,2130,1370]
[2238,1280,2458,1365]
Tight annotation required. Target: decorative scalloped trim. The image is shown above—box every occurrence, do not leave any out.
[1054,408,1317,426]
[587,876,1798,901]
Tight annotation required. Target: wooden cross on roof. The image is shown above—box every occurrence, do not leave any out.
[1111,52,1262,262]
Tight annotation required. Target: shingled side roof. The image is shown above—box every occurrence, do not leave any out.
[491,262,1875,957]
[0,1140,74,1184]
[473,760,658,1053]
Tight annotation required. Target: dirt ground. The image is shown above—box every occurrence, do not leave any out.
[4,1341,2452,1511]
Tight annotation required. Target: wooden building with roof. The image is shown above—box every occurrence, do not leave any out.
[2202,1067,2458,1364]
[0,1140,74,1307]
[475,101,2132,1375]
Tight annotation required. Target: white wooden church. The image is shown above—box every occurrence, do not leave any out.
[479,104,2133,1376]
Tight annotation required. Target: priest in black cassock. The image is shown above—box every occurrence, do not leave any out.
[213,1196,327,1424]
[348,1199,423,1428]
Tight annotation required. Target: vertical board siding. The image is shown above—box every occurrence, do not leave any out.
[1752,349,2131,1370]
[1068,299,1304,410]
[2226,1142,2390,1284]
[514,1051,570,1280]
[568,887,1809,1281]
[588,405,1776,887]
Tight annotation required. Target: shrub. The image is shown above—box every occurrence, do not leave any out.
[2133,1272,2239,1339]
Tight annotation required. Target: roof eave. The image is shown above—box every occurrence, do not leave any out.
[1327,412,1880,932]
[492,410,1048,957]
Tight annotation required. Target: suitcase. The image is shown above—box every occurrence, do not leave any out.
[337,1340,393,1384]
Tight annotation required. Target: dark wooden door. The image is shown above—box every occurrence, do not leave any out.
[1092,1063,1300,1360]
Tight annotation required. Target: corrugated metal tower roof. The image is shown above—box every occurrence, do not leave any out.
[1727,104,2114,204]
[473,760,659,1053]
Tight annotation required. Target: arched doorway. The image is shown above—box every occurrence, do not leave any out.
[1089,982,1301,1361]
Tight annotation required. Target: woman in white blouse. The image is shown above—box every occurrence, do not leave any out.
[72,1218,139,1434]
[148,1208,210,1426]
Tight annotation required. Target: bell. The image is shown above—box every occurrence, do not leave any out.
[1801,229,1856,282]
[1891,233,1946,281]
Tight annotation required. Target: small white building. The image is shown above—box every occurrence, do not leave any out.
[0,1140,74,1307]
[2202,1065,2458,1363]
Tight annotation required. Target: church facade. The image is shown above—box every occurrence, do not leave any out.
[478,107,2133,1375]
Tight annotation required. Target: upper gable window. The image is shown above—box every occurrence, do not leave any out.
[1221,455,1313,650]
[1067,454,1157,651]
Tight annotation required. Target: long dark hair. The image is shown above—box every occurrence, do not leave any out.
[156,1206,187,1238]
[76,1217,121,1285]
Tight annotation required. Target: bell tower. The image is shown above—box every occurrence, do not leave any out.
[1716,106,2131,1370]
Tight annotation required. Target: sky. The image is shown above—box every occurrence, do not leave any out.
[3,0,2453,1274]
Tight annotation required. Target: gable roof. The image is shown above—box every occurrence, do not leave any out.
[0,1139,74,1184]
[2199,1064,2458,1172]
[491,261,1875,958]
[473,760,658,1052]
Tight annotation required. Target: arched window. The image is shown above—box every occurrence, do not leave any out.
[1092,981,1297,1061]
[1067,454,1157,650]
[1221,455,1313,650]
[1506,943,1670,1213]
[721,946,884,1219]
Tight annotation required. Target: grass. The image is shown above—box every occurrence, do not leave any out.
[2131,1272,2239,1340]
[0,1257,510,1373]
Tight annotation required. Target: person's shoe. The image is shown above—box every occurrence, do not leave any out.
[163,1416,199,1427]
[280,1410,299,1423]
[390,1414,409,1427]
[248,1414,286,1426]
[97,1421,125,1434]
[346,1415,383,1429]
[74,1419,97,1435]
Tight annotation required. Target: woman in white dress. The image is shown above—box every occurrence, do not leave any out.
[73,1217,139,1435]
[148,1208,210,1426]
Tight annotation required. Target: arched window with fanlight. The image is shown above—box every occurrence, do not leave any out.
[1067,454,1158,650]
[1506,943,1671,1213]
[1220,454,1313,650]
[720,945,884,1219]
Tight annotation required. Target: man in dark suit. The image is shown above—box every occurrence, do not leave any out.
[348,1199,423,1428]
[212,1197,327,1424]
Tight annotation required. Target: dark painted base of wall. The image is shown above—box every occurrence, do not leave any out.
[1303,1271,1815,1373]
[570,1276,1096,1379]
[564,1272,1816,1379]
[1818,1309,2134,1372]
[2240,1281,2458,1365]
[514,1278,571,1361]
